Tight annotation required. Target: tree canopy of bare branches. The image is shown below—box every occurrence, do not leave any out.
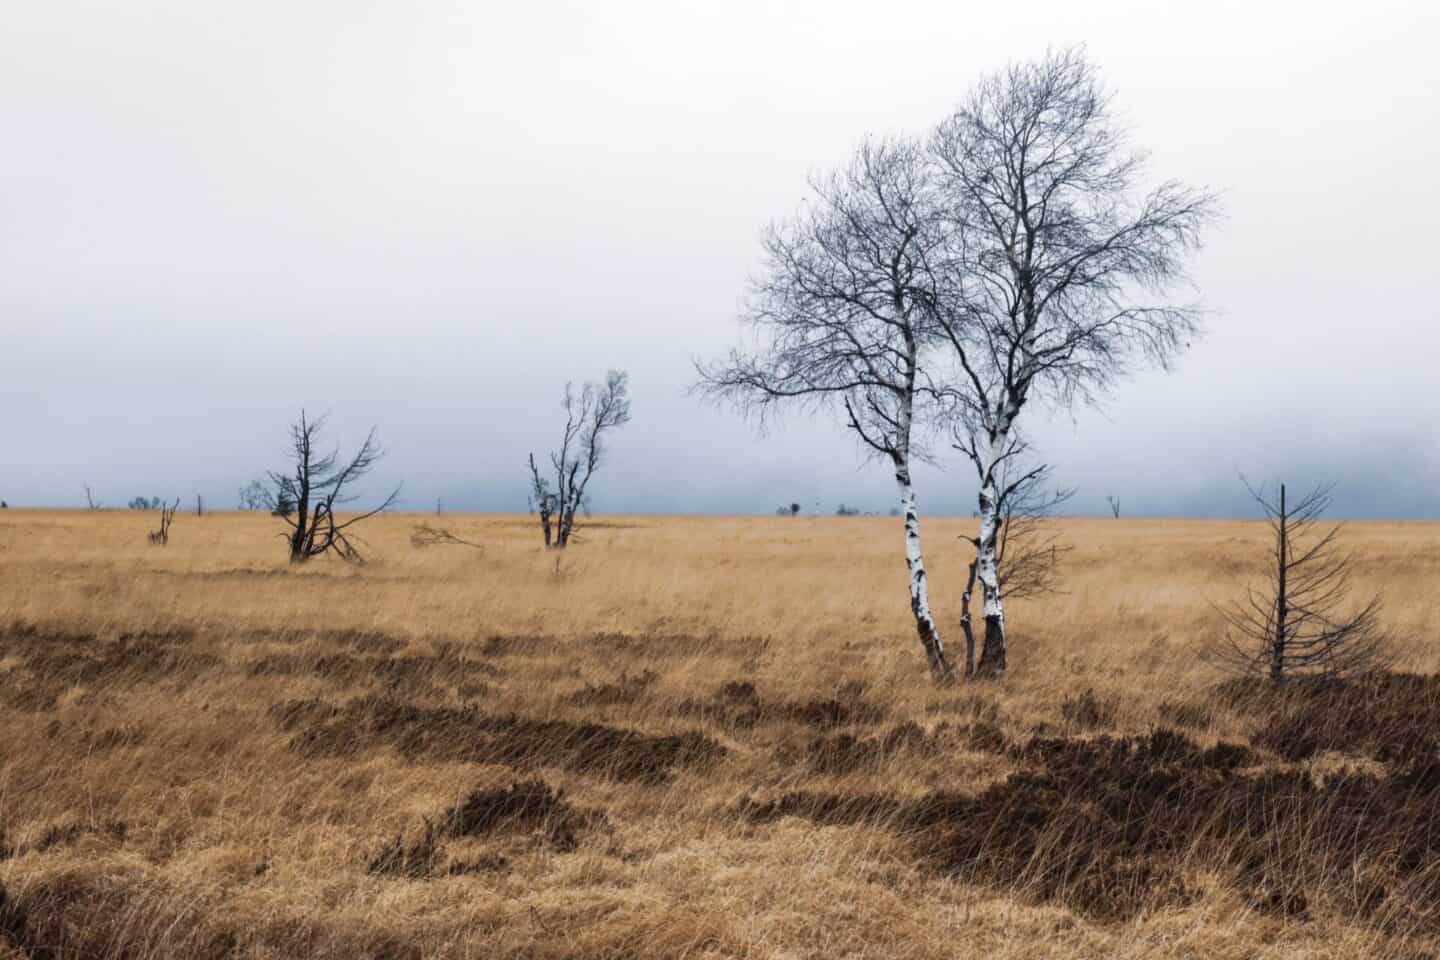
[697,137,956,680]
[237,479,269,511]
[931,47,1218,676]
[1214,481,1390,684]
[528,371,631,549]
[264,411,400,563]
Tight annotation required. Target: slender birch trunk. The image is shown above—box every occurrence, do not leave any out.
[960,559,978,677]
[973,434,1008,676]
[895,456,951,680]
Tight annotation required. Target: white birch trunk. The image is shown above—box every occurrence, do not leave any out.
[894,458,950,680]
[973,431,1009,675]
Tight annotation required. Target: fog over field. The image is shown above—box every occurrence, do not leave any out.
[2,1,1437,517]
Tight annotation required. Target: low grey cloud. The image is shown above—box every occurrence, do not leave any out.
[2,1,1436,518]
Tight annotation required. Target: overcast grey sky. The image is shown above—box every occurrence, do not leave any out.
[2,1,1437,517]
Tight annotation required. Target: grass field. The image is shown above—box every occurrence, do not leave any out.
[1,510,1439,958]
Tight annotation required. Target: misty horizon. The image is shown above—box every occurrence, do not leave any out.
[3,2,1437,520]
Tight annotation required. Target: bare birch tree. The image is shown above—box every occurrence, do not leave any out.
[930,48,1218,675]
[698,137,956,680]
[1214,480,1389,683]
[265,411,400,563]
[527,371,631,549]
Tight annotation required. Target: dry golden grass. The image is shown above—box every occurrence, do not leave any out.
[1,509,1439,959]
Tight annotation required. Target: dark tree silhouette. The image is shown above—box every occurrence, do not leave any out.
[527,371,631,549]
[264,411,400,563]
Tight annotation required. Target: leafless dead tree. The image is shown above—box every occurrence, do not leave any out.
[264,411,400,563]
[1213,480,1390,684]
[84,484,101,510]
[1106,494,1121,519]
[698,137,957,681]
[147,498,178,545]
[527,371,631,549]
[957,460,1072,676]
[237,479,268,511]
[931,48,1218,676]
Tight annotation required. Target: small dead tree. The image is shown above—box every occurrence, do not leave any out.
[265,411,400,563]
[238,478,268,510]
[957,460,1072,676]
[84,484,101,510]
[195,494,204,517]
[1106,495,1121,519]
[527,371,631,549]
[698,136,957,681]
[931,48,1217,676]
[147,498,178,545]
[1215,481,1389,684]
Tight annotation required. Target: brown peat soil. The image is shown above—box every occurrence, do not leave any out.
[1,510,1438,959]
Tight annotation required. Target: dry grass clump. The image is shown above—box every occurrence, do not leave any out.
[1,510,1439,958]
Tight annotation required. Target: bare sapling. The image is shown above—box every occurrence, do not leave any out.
[527,371,631,549]
[1214,480,1390,684]
[147,498,179,545]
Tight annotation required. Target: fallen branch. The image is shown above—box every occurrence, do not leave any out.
[410,524,485,551]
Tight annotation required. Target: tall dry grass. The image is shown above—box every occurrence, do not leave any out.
[1,509,1438,958]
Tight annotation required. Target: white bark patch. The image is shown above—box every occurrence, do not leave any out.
[974,432,1009,656]
[895,465,946,674]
